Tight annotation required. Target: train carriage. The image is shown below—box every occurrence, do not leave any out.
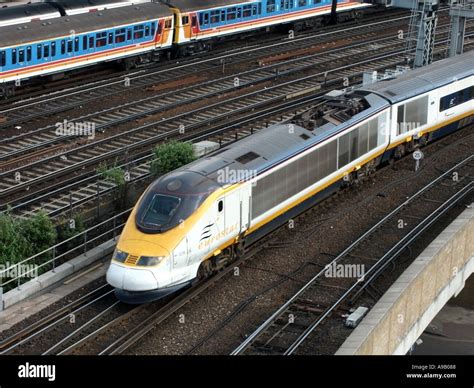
[170,0,369,46]
[0,3,174,96]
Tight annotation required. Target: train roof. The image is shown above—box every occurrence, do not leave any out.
[362,50,474,104]
[0,3,58,21]
[163,0,254,12]
[181,92,388,186]
[0,2,171,47]
[50,0,136,11]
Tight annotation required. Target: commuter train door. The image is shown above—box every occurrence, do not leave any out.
[239,185,251,234]
[190,13,198,39]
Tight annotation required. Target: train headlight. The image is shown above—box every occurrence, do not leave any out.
[112,248,128,263]
[137,256,167,267]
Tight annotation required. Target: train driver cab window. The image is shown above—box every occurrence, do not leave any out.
[182,15,189,25]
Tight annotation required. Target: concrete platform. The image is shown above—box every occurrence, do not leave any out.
[336,204,474,355]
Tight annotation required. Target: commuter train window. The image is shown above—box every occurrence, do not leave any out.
[145,25,150,36]
[11,49,17,65]
[67,40,73,53]
[298,0,307,7]
[83,36,88,50]
[221,9,226,21]
[210,10,220,23]
[61,40,65,55]
[151,22,156,36]
[0,51,5,67]
[165,19,172,29]
[243,5,252,17]
[115,34,125,43]
[191,16,197,27]
[134,30,144,39]
[156,22,162,34]
[237,8,242,18]
[127,29,132,40]
[227,7,236,20]
[252,4,258,15]
[51,42,56,57]
[182,15,189,25]
[218,200,223,212]
[44,44,50,58]
[74,37,79,52]
[267,0,276,13]
[203,13,210,24]
[37,44,42,60]
[89,36,95,48]
[18,49,25,63]
[108,33,113,45]
[26,46,32,62]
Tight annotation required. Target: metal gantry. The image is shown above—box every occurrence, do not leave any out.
[449,0,474,56]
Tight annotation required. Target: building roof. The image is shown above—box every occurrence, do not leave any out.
[0,2,171,47]
[362,50,474,103]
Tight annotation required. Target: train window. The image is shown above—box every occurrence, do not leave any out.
[337,132,349,168]
[221,10,226,21]
[83,36,88,50]
[89,36,95,48]
[74,38,79,52]
[0,51,5,67]
[181,16,189,25]
[252,4,258,15]
[134,30,144,39]
[67,40,73,53]
[18,49,25,63]
[26,46,31,62]
[243,5,252,17]
[210,10,220,24]
[108,33,113,45]
[357,123,369,156]
[368,117,378,150]
[127,29,132,40]
[151,22,156,36]
[145,25,150,36]
[191,16,197,27]
[11,49,17,65]
[199,13,203,25]
[156,22,162,34]
[298,0,307,6]
[115,34,125,43]
[267,0,276,13]
[397,104,405,134]
[227,8,236,20]
[51,42,56,57]
[203,13,209,24]
[61,40,66,55]
[349,129,359,162]
[440,86,474,112]
[44,45,50,58]
[165,19,172,29]
[218,200,223,212]
[405,95,428,129]
[237,8,242,18]
[37,44,42,60]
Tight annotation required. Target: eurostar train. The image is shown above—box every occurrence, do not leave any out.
[0,0,368,97]
[106,51,474,303]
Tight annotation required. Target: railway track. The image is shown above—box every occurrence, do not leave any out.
[2,28,472,219]
[0,283,115,354]
[231,156,474,355]
[0,10,418,129]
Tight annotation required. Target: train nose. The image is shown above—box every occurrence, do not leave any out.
[106,263,159,291]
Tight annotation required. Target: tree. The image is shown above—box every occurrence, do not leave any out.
[150,141,196,176]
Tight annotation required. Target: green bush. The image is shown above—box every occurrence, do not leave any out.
[57,215,85,252]
[150,141,196,176]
